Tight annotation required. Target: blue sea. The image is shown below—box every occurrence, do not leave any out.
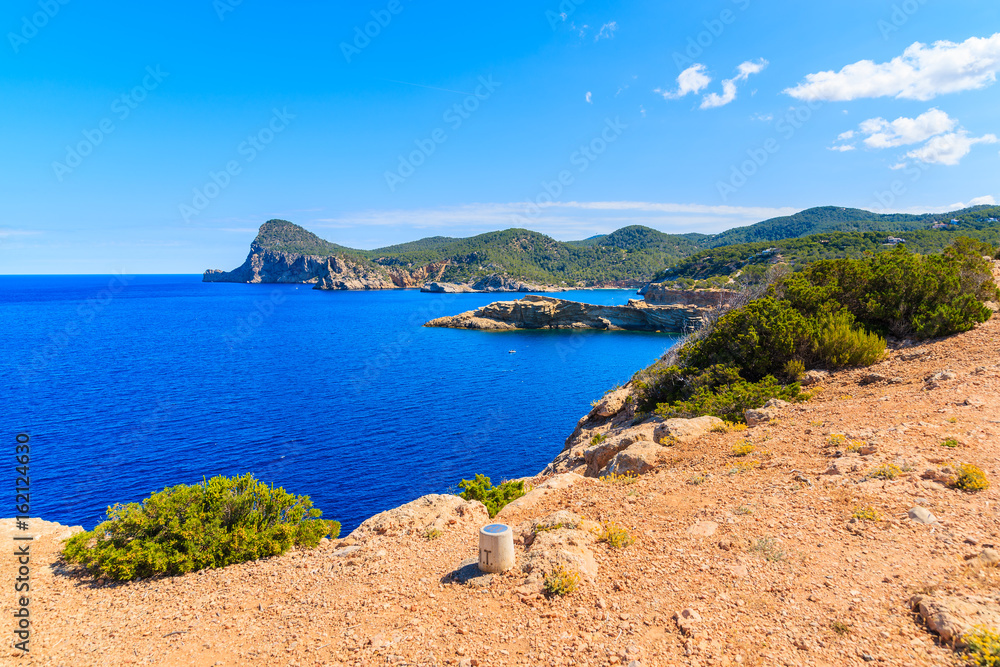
[1,276,679,533]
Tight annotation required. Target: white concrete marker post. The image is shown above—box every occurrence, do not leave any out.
[478,523,515,573]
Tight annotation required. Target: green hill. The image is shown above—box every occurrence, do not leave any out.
[237,206,1000,287]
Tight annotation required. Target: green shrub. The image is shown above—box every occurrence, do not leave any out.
[810,310,886,368]
[543,565,580,596]
[62,474,337,582]
[783,359,805,381]
[780,241,997,339]
[679,297,812,382]
[457,474,526,517]
[590,433,608,446]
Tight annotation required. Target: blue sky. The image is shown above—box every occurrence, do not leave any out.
[2,0,999,274]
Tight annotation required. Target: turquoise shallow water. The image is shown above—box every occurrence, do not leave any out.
[1,275,679,532]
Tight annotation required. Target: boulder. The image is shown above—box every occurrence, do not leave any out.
[602,440,662,477]
[800,370,829,386]
[908,506,938,524]
[591,387,631,418]
[583,424,657,476]
[521,524,598,590]
[911,594,1000,646]
[495,473,594,520]
[348,494,488,540]
[653,416,724,443]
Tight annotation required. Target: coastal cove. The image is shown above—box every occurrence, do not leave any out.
[1,276,680,534]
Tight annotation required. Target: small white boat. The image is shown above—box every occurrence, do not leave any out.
[508,350,516,354]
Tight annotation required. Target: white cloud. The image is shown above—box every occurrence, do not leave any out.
[752,112,774,122]
[638,104,646,118]
[700,59,768,109]
[889,162,908,170]
[659,64,712,99]
[905,130,998,165]
[827,145,856,152]
[596,21,618,41]
[785,33,1000,101]
[585,91,593,104]
[830,108,994,165]
[858,108,957,148]
[967,195,997,206]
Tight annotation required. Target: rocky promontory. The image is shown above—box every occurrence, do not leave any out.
[421,274,565,294]
[424,294,711,332]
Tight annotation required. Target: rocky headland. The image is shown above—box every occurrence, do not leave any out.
[424,295,712,332]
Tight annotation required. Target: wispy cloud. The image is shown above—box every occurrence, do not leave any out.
[585,91,593,104]
[596,21,618,41]
[785,33,1000,101]
[659,60,768,109]
[701,59,768,109]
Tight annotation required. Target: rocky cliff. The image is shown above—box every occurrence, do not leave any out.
[424,295,711,332]
[641,285,740,307]
[421,274,565,294]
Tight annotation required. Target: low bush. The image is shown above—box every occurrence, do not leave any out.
[965,625,1000,666]
[597,521,634,549]
[866,464,903,480]
[810,310,886,368]
[457,474,526,517]
[62,474,337,582]
[852,506,882,522]
[655,375,803,424]
[732,442,754,457]
[952,463,990,492]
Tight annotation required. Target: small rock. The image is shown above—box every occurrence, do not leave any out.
[964,396,985,407]
[686,521,718,538]
[674,608,702,636]
[975,548,1000,568]
[860,373,887,385]
[926,370,958,383]
[908,507,937,524]
[801,370,830,386]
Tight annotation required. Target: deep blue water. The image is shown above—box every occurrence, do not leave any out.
[1,275,678,533]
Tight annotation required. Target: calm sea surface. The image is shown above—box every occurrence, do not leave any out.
[1,276,679,532]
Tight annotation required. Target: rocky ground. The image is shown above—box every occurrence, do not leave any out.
[7,270,1000,667]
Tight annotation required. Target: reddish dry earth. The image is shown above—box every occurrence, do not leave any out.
[5,272,1000,667]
